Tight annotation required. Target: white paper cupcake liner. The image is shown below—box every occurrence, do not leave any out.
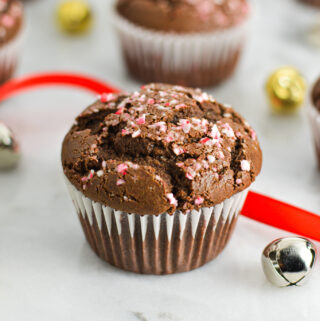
[65,177,248,274]
[0,30,23,83]
[113,7,250,87]
[307,103,320,167]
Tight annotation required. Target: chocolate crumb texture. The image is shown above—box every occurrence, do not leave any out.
[62,83,262,215]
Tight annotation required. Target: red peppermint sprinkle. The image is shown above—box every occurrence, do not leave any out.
[186,173,193,180]
[1,14,14,28]
[208,155,216,163]
[100,93,114,103]
[132,129,141,138]
[166,193,178,206]
[236,178,242,185]
[196,92,209,103]
[175,104,187,110]
[139,94,146,102]
[176,162,184,168]
[137,114,146,125]
[202,160,209,169]
[116,179,125,186]
[199,137,210,145]
[81,177,88,182]
[166,136,174,143]
[132,91,140,98]
[147,98,155,104]
[115,107,124,115]
[122,129,129,136]
[126,162,140,170]
[194,162,202,171]
[169,99,179,105]
[221,123,235,138]
[88,170,94,179]
[117,163,128,175]
[97,170,104,177]
[173,145,184,156]
[149,122,167,132]
[241,160,250,171]
[185,168,196,180]
[209,125,221,140]
[179,119,191,134]
[192,118,201,126]
[194,196,204,205]
[129,121,137,128]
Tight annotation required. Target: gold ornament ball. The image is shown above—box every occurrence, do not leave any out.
[57,1,93,34]
[265,67,306,113]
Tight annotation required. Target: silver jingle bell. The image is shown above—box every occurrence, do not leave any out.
[0,122,20,170]
[261,237,316,287]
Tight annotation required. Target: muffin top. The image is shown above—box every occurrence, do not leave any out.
[312,77,320,111]
[62,84,262,215]
[116,0,249,33]
[0,0,23,45]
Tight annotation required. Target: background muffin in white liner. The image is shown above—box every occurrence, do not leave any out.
[113,0,251,88]
[0,0,23,83]
[62,83,262,274]
[308,78,320,168]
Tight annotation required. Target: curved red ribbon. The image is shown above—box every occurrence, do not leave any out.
[0,72,319,241]
[0,72,119,101]
[242,192,320,241]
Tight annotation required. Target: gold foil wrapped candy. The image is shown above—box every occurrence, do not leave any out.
[265,67,306,113]
[56,0,93,34]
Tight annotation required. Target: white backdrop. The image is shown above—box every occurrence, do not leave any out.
[0,0,320,320]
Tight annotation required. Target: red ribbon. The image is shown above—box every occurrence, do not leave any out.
[1,72,319,241]
[242,192,320,241]
[0,72,119,101]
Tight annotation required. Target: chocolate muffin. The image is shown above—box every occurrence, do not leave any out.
[113,0,250,88]
[300,0,320,7]
[0,0,23,83]
[308,78,320,168]
[62,83,262,274]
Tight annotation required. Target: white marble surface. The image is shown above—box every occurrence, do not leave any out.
[1,0,320,320]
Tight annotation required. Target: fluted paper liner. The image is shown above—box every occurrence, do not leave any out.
[0,31,23,83]
[65,178,248,274]
[113,8,249,87]
[308,104,320,168]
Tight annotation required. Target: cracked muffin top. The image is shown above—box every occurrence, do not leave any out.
[62,83,262,215]
[116,0,249,33]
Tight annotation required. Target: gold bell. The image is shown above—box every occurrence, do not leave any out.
[265,67,306,113]
[56,0,93,34]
